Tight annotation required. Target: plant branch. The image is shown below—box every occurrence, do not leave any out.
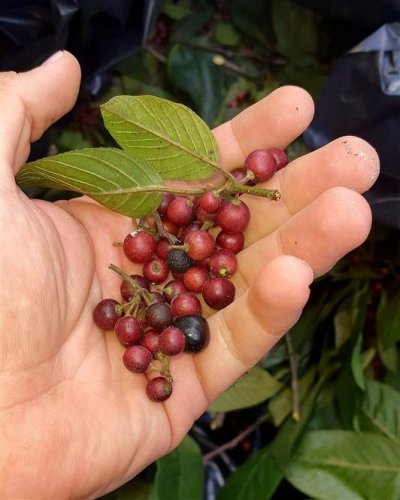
[285,333,300,422]
[203,413,269,462]
[144,43,167,63]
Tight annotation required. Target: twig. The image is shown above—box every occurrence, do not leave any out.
[203,413,269,462]
[144,43,167,64]
[285,333,300,422]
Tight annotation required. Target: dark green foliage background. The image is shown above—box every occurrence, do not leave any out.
[48,1,399,498]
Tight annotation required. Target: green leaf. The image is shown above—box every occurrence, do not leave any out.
[360,379,400,444]
[218,366,336,500]
[230,0,271,46]
[16,148,163,218]
[167,44,224,125]
[209,367,283,412]
[287,430,400,500]
[215,23,241,47]
[101,95,219,179]
[153,436,203,500]
[56,130,91,152]
[170,8,212,43]
[162,1,192,21]
[377,291,400,348]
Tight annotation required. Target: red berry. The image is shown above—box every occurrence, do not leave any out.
[140,328,161,355]
[195,206,217,224]
[159,327,186,356]
[163,279,187,303]
[123,345,152,373]
[150,291,166,303]
[123,231,156,263]
[166,196,195,226]
[268,147,288,170]
[184,230,215,261]
[209,249,237,278]
[244,149,277,183]
[146,376,173,402]
[161,219,179,236]
[171,292,202,317]
[198,191,222,213]
[157,193,175,219]
[179,221,201,242]
[120,274,151,301]
[145,302,173,331]
[231,167,248,183]
[216,230,245,254]
[155,239,172,260]
[142,257,169,284]
[216,200,250,233]
[114,316,143,346]
[202,278,235,310]
[93,299,123,330]
[183,266,209,293]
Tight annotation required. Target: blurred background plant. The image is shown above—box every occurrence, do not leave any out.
[1,0,399,498]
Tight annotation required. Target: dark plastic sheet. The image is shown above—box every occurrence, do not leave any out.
[304,23,400,228]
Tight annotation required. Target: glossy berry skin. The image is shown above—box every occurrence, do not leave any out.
[140,328,160,355]
[203,277,235,310]
[142,257,169,284]
[195,206,217,224]
[179,221,201,242]
[146,376,173,402]
[120,274,151,301]
[114,316,143,346]
[216,200,250,234]
[93,299,123,330]
[209,249,237,278]
[145,302,173,331]
[150,291,166,303]
[123,345,152,373]
[183,266,209,293]
[161,219,179,236]
[155,239,171,260]
[198,191,221,213]
[166,196,195,226]
[123,231,156,263]
[157,193,175,219]
[166,248,194,274]
[231,167,247,183]
[173,315,210,353]
[244,149,277,183]
[216,230,245,254]
[268,147,288,170]
[158,327,186,356]
[171,292,202,317]
[184,230,215,261]
[163,279,187,303]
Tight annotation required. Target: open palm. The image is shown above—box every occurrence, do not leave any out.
[0,52,379,499]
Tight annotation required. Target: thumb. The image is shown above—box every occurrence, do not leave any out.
[0,50,81,182]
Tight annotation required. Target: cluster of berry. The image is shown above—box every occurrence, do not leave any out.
[93,148,288,402]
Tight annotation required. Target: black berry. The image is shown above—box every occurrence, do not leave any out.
[166,248,194,274]
[173,315,210,353]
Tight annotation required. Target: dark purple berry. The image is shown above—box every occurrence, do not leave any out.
[202,278,235,310]
[166,196,195,226]
[93,299,123,330]
[159,327,186,356]
[120,274,151,301]
[145,302,173,331]
[209,249,237,278]
[216,230,244,254]
[183,266,209,293]
[151,291,166,303]
[166,248,194,274]
[146,376,173,402]
[173,315,210,353]
[184,230,215,261]
[142,257,169,284]
[123,231,156,263]
[244,149,277,183]
[123,345,152,373]
[171,292,202,317]
[231,167,248,183]
[216,200,250,233]
[114,316,143,346]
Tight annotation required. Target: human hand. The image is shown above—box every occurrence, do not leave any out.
[0,52,379,498]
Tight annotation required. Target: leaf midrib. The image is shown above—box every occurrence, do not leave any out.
[298,458,400,473]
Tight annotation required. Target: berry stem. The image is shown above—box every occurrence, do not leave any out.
[153,212,180,244]
[109,263,153,305]
[218,182,281,200]
[155,352,173,384]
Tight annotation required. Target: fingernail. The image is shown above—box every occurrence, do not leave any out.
[42,50,64,66]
